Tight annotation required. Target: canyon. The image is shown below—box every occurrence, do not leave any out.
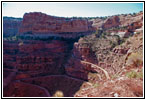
[3,11,143,97]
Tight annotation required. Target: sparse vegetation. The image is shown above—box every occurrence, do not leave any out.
[126,52,143,67]
[126,70,143,79]
[136,32,141,34]
[111,73,120,79]
[108,26,128,31]
[93,83,100,88]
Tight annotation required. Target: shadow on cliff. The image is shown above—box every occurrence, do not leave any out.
[3,36,88,97]
[20,75,85,97]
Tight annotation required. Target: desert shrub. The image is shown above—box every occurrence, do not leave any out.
[111,73,120,79]
[88,72,101,84]
[101,32,106,38]
[132,13,136,17]
[126,52,143,67]
[126,71,137,78]
[136,32,141,34]
[94,29,103,38]
[126,70,143,79]
[93,30,98,34]
[111,42,117,48]
[108,26,128,31]
[118,38,126,45]
[137,71,143,79]
[93,83,100,88]
[99,16,107,20]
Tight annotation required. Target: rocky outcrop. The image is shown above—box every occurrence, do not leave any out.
[124,21,143,37]
[65,42,98,80]
[119,11,143,27]
[102,16,120,29]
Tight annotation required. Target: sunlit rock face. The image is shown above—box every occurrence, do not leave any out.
[19,12,94,38]
[102,16,120,29]
[119,11,143,27]
[92,12,143,38]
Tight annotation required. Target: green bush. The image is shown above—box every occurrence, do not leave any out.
[93,83,100,88]
[126,52,143,67]
[126,70,143,79]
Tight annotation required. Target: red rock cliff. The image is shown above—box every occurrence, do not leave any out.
[102,16,120,29]
[19,12,93,35]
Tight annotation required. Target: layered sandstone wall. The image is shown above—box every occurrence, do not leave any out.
[3,40,70,78]
[19,12,94,35]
